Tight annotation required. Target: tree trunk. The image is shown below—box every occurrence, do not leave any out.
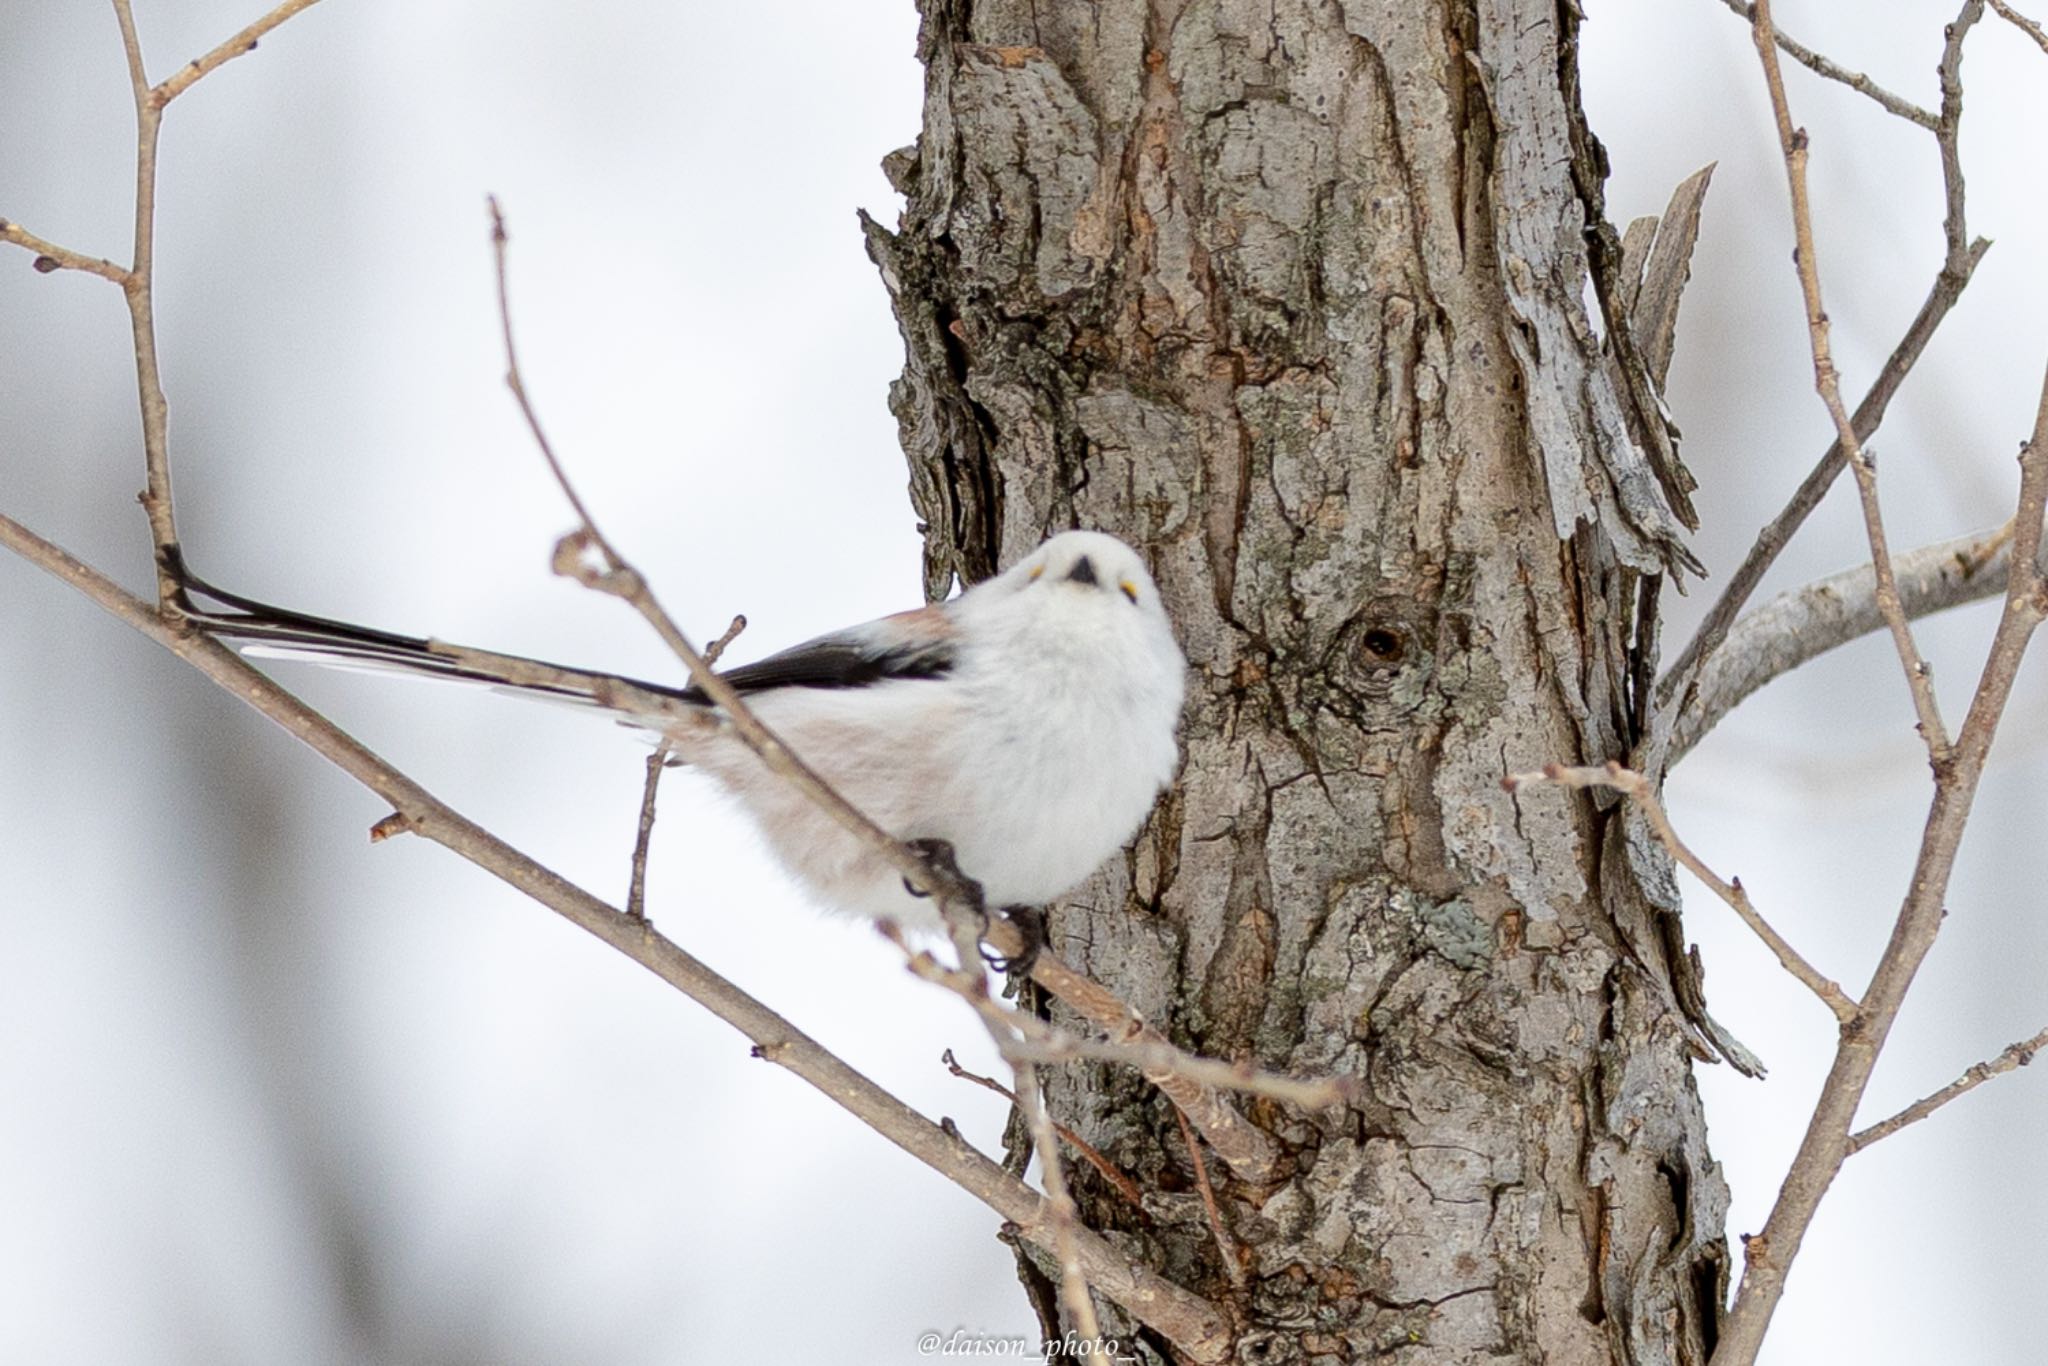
[865,2,1731,1361]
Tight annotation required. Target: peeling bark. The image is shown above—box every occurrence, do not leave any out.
[868,2,1728,1360]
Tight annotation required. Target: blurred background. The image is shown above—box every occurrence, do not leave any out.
[1,2,2042,1362]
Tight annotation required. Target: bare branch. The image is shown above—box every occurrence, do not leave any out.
[1716,362,2048,1366]
[1656,236,1991,730]
[109,0,180,607]
[1660,3,1993,731]
[1989,0,2048,54]
[1504,762,1858,1023]
[1017,934,1316,1184]
[622,620,736,920]
[1173,1106,1247,1291]
[625,742,673,922]
[1715,0,1939,128]
[1937,3,1987,275]
[927,904,1103,1343]
[0,509,1235,1364]
[1745,0,1962,765]
[100,0,327,608]
[1848,1025,2048,1153]
[1671,519,2038,761]
[891,925,1332,1171]
[151,0,325,107]
[0,219,130,284]
[941,1050,1145,1208]
[701,613,747,667]
[1014,1060,1102,1341]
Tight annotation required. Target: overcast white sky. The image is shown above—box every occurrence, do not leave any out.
[1,2,2043,1363]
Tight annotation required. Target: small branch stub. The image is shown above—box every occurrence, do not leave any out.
[368,811,415,843]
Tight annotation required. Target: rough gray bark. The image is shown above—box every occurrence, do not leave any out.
[865,2,1731,1361]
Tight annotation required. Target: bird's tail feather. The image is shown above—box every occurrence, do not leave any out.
[166,548,710,720]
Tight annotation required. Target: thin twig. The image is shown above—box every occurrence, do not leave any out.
[0,509,1235,1364]
[625,741,673,921]
[1715,0,1939,128]
[110,0,179,607]
[1002,914,1342,1123]
[102,0,329,608]
[701,613,747,667]
[1014,1061,1101,1342]
[622,618,738,920]
[930,902,1101,1343]
[1504,762,1858,1023]
[1989,0,2048,54]
[889,923,1328,1198]
[150,0,325,107]
[1847,1025,2048,1153]
[1173,1107,1246,1291]
[1936,3,1985,274]
[1025,956,1299,1185]
[0,219,130,283]
[1748,0,1957,766]
[942,1050,1145,1208]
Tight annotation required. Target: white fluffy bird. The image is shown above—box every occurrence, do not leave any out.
[182,531,1187,928]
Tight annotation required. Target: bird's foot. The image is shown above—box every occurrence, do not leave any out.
[981,904,1045,977]
[902,838,986,912]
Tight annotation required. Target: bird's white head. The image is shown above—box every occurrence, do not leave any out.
[1021,530,1163,602]
[953,530,1184,699]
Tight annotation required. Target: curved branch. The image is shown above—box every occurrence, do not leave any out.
[1670,521,2037,762]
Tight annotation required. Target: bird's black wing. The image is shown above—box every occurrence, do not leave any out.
[706,608,956,696]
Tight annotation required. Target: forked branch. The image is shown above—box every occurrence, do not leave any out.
[1744,0,1971,766]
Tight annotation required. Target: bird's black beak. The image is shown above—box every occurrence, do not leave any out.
[1066,555,1099,586]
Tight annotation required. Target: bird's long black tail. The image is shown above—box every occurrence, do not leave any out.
[164,546,709,714]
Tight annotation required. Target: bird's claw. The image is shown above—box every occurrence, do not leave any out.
[981,904,1045,976]
[902,838,986,912]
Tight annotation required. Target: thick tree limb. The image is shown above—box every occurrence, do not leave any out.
[0,508,1235,1365]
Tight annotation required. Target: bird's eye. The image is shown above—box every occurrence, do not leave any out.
[1119,580,1139,604]
[1028,565,1045,582]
